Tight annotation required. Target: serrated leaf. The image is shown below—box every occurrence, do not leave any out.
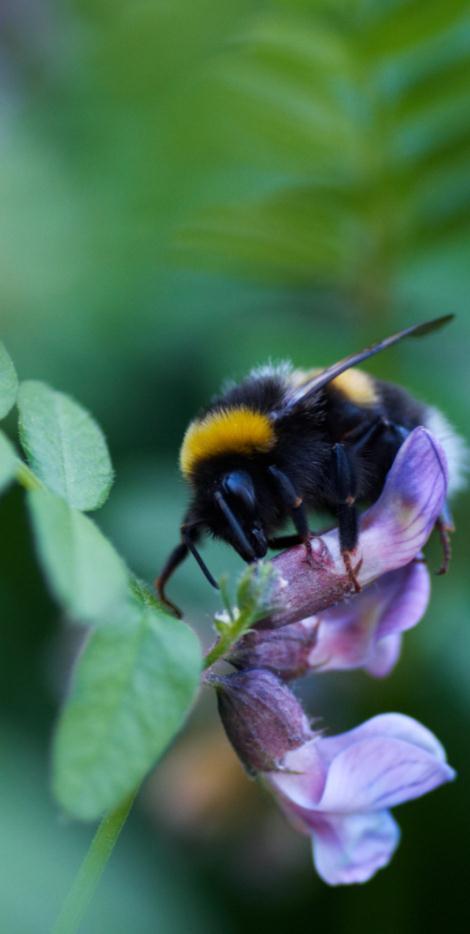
[52,603,202,819]
[28,488,128,623]
[18,380,113,510]
[0,343,18,419]
[0,430,16,493]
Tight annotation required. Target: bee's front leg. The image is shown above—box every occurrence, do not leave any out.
[268,466,315,566]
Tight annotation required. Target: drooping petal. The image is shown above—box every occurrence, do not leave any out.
[357,428,448,584]
[266,713,454,814]
[259,711,454,886]
[373,560,431,640]
[365,632,402,678]
[318,736,455,814]
[266,738,327,809]
[318,713,450,765]
[310,809,401,886]
[305,561,430,675]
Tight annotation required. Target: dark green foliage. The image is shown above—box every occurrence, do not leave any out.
[1,363,202,823]
[0,343,18,420]
[53,602,201,819]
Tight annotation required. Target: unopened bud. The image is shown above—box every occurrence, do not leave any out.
[215,668,312,773]
[229,619,319,680]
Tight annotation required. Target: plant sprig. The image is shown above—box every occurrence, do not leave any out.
[0,341,202,821]
[0,340,282,934]
[204,562,277,670]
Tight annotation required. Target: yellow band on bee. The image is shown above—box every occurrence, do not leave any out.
[292,366,378,405]
[331,369,378,405]
[180,407,276,478]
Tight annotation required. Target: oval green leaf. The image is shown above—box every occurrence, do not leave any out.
[52,603,202,819]
[0,429,16,493]
[0,343,18,419]
[28,488,128,623]
[18,380,113,511]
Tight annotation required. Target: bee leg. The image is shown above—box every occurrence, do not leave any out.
[156,522,218,617]
[332,443,362,593]
[346,415,411,455]
[342,415,387,448]
[268,466,314,565]
[435,501,455,575]
[155,541,189,618]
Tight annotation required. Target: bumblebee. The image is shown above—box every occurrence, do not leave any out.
[157,314,466,616]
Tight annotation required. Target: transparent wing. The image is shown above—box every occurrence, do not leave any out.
[275,314,454,416]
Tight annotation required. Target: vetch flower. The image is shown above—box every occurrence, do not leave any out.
[231,559,430,679]
[309,559,430,677]
[265,712,455,885]
[257,428,447,630]
[215,670,455,886]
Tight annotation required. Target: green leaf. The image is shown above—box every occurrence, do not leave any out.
[204,562,277,669]
[0,343,18,419]
[28,488,128,623]
[0,429,16,493]
[18,380,113,511]
[52,603,202,819]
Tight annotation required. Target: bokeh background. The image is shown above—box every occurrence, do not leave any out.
[1,1,469,931]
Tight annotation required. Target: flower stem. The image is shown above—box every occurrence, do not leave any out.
[16,459,43,491]
[51,791,136,934]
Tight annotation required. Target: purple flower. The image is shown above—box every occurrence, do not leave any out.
[265,713,455,885]
[211,430,456,886]
[262,428,448,630]
[310,560,430,677]
[231,428,444,677]
[215,670,455,885]
[233,559,429,678]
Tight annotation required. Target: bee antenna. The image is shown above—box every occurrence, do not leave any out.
[182,527,219,590]
[214,490,256,561]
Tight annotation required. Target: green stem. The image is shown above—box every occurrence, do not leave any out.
[203,615,248,670]
[16,459,43,491]
[203,638,228,670]
[51,791,136,934]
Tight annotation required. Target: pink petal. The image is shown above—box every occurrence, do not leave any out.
[318,713,450,764]
[357,428,448,583]
[374,561,430,640]
[365,633,402,678]
[265,738,327,809]
[318,736,455,813]
[311,809,400,885]
[306,561,430,675]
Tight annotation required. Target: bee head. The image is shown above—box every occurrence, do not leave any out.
[215,469,268,561]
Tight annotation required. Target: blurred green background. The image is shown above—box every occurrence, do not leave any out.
[1,0,469,931]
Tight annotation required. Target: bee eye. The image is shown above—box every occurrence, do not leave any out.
[222,471,257,513]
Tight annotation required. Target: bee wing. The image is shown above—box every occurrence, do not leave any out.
[275,314,454,415]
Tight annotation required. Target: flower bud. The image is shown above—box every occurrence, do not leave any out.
[215,668,312,773]
[229,619,319,680]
